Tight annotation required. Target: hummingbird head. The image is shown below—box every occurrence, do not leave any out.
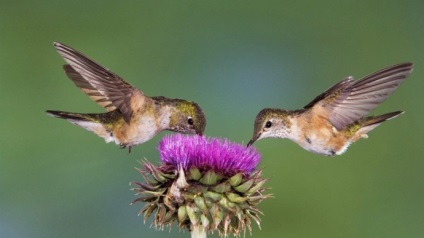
[247,108,291,147]
[170,100,206,136]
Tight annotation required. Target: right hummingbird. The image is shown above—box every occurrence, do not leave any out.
[47,42,206,152]
[247,62,413,156]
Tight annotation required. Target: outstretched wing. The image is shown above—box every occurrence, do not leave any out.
[304,76,355,109]
[54,42,143,122]
[306,63,413,130]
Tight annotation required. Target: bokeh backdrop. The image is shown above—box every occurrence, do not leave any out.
[1,1,423,238]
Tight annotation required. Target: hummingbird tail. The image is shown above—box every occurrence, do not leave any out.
[46,110,115,143]
[362,111,404,127]
[46,110,92,121]
[350,111,404,142]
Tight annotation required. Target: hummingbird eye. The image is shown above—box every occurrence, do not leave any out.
[188,117,194,125]
[265,121,272,128]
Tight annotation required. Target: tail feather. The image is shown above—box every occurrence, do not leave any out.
[46,110,114,143]
[362,111,404,127]
[351,111,404,142]
[46,110,92,121]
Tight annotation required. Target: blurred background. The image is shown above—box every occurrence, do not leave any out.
[1,1,423,237]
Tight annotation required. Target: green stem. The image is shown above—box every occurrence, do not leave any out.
[191,224,207,238]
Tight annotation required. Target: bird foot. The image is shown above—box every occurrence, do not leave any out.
[120,143,132,153]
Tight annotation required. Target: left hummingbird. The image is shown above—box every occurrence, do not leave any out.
[46,42,206,152]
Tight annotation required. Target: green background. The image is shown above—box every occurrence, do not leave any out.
[1,1,423,237]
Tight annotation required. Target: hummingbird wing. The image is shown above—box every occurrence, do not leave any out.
[304,76,355,109]
[54,42,143,123]
[305,63,413,130]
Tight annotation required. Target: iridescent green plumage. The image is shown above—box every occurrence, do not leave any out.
[46,42,206,152]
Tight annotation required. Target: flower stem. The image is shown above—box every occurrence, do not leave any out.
[191,225,207,238]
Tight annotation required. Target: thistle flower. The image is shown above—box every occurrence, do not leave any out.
[131,134,270,237]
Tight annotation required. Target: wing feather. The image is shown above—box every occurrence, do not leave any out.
[311,63,413,130]
[54,42,143,122]
[304,76,355,109]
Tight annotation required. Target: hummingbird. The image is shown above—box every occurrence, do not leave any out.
[247,62,413,156]
[46,42,206,152]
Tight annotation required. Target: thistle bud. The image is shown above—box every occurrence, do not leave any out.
[131,134,270,237]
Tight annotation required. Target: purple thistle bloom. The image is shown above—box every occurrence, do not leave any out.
[132,134,269,237]
[159,134,261,176]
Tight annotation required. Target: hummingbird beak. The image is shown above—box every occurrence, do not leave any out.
[247,133,261,147]
[195,128,204,136]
